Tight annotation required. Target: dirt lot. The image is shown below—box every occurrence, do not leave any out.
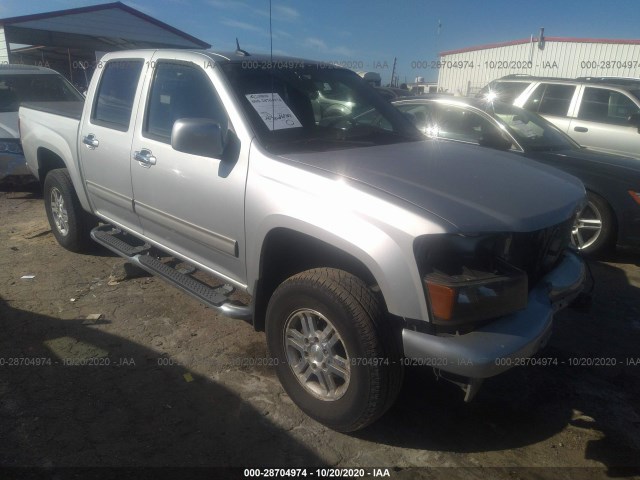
[1,185,639,479]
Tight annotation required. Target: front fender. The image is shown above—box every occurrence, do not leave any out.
[245,149,452,321]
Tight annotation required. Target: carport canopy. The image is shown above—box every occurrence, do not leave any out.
[0,1,210,62]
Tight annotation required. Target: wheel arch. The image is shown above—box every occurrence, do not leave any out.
[251,228,386,332]
[36,147,92,212]
[37,148,66,186]
[585,187,619,245]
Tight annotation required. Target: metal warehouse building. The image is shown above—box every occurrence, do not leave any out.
[437,33,640,96]
[0,2,209,88]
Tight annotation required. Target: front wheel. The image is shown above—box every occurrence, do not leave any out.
[44,169,96,252]
[266,268,403,432]
[571,191,616,255]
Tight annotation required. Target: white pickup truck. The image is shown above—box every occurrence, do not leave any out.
[19,49,587,432]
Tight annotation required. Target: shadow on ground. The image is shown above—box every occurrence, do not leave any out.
[0,180,41,196]
[0,298,322,469]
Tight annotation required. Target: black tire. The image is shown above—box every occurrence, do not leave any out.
[266,268,403,432]
[572,191,616,256]
[43,168,96,252]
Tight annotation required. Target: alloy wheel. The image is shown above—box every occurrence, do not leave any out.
[50,187,69,236]
[284,308,350,401]
[571,200,602,250]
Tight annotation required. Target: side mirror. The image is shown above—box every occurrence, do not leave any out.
[171,118,226,158]
[628,113,640,132]
[479,129,513,151]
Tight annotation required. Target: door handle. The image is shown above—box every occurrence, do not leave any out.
[574,126,588,133]
[82,134,99,148]
[133,149,157,166]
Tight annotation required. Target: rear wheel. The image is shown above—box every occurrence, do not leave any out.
[571,191,615,255]
[266,268,403,432]
[44,169,96,252]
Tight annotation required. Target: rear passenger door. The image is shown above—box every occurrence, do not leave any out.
[79,52,151,232]
[129,55,249,286]
[521,83,577,134]
[568,86,640,157]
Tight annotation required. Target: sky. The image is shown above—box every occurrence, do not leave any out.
[2,0,640,84]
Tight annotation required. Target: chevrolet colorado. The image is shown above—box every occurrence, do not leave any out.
[20,49,586,431]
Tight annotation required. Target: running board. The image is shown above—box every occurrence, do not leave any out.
[90,225,252,321]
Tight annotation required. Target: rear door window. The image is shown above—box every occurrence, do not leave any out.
[91,60,144,131]
[524,83,576,116]
[578,87,640,125]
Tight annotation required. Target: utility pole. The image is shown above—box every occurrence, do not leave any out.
[390,57,397,87]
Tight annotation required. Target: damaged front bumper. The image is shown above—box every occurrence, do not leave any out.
[402,250,585,395]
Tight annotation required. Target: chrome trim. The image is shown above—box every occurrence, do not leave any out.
[134,201,238,257]
[85,180,133,210]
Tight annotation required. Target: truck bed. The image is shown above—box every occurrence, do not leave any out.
[19,102,83,188]
[21,101,84,120]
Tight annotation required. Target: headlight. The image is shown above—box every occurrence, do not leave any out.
[415,234,528,326]
[0,140,23,155]
[424,258,528,325]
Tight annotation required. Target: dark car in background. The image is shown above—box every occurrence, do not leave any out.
[383,95,640,255]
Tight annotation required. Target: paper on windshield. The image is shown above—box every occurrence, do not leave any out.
[510,119,538,138]
[245,93,303,130]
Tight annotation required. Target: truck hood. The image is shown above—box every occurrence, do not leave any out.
[0,112,19,138]
[280,140,585,232]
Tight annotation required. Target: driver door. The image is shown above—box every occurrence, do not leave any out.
[129,55,249,285]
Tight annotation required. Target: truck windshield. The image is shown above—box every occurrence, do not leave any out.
[0,74,84,113]
[220,63,423,154]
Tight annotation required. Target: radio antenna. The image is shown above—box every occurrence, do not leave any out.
[269,0,274,130]
[269,0,273,62]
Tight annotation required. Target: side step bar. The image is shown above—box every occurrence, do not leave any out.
[91,225,252,321]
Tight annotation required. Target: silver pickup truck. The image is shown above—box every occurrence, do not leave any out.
[20,49,586,432]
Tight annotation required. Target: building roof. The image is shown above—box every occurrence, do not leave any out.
[440,36,640,57]
[0,2,210,51]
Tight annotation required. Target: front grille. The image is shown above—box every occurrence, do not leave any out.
[502,219,573,287]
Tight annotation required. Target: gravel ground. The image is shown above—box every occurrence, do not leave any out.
[1,185,639,480]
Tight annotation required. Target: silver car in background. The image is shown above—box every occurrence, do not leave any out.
[477,75,640,159]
